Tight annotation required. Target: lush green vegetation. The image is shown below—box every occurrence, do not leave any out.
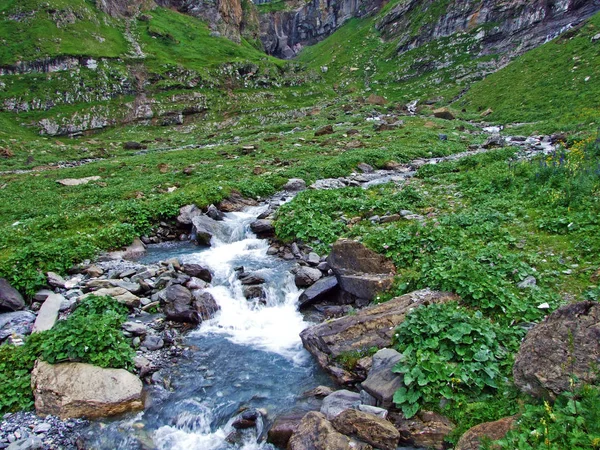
[392,302,519,418]
[0,296,133,413]
[0,0,599,445]
[494,386,600,449]
[0,0,128,65]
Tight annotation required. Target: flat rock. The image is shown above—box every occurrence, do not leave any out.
[0,311,35,341]
[298,276,339,309]
[31,360,143,419]
[455,416,516,450]
[332,408,400,450]
[513,301,600,398]
[82,288,140,308]
[0,278,25,311]
[32,294,64,333]
[300,289,456,384]
[310,178,346,190]
[288,411,372,450]
[181,263,212,282]
[327,239,395,302]
[56,176,101,186]
[361,348,404,408]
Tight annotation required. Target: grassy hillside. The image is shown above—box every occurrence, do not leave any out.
[458,13,600,134]
[0,0,128,65]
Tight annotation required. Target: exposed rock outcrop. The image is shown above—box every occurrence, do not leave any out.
[389,410,455,450]
[513,301,600,398]
[376,0,600,61]
[327,239,396,303]
[288,411,372,450]
[31,361,144,419]
[260,0,385,58]
[300,289,457,384]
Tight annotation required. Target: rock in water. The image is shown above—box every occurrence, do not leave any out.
[455,416,516,450]
[327,239,395,302]
[181,263,212,282]
[298,276,339,309]
[163,284,193,315]
[191,214,223,245]
[300,289,456,384]
[250,219,275,238]
[267,410,307,449]
[513,301,600,398]
[31,360,143,419]
[0,278,25,311]
[32,293,64,333]
[332,409,400,450]
[288,411,372,450]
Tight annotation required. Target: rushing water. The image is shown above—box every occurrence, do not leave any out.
[86,207,332,450]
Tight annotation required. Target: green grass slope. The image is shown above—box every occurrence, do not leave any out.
[0,0,128,65]
[458,14,600,134]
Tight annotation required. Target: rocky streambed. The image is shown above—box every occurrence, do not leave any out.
[0,131,576,450]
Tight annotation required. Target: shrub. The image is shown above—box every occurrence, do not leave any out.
[0,296,134,413]
[493,385,600,449]
[392,302,520,418]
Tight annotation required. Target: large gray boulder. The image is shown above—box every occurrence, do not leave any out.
[327,239,395,302]
[0,278,25,311]
[513,301,600,398]
[300,289,457,384]
[361,348,404,408]
[32,293,64,333]
[191,214,223,245]
[31,360,143,419]
[332,409,400,450]
[298,276,339,309]
[0,311,35,341]
[163,285,193,315]
[288,411,372,450]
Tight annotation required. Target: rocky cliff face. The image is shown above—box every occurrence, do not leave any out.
[377,0,600,58]
[260,0,384,58]
[154,0,259,43]
[259,0,600,59]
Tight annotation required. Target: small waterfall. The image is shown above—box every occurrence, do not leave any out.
[146,206,315,449]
